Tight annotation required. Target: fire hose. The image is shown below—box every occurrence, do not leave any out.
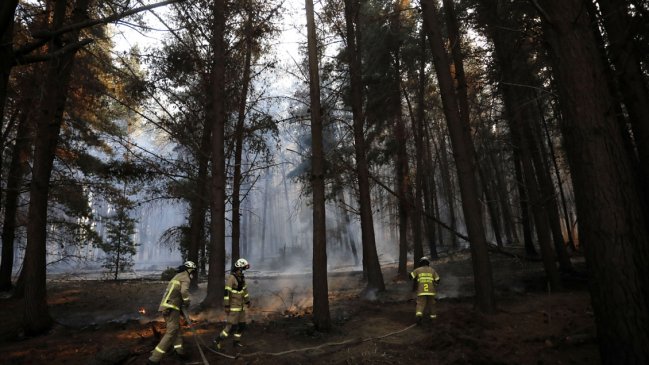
[178,315,416,362]
[181,307,211,365]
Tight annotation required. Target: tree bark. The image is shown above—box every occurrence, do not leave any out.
[343,0,385,292]
[0,98,32,291]
[188,117,210,288]
[596,0,649,194]
[421,0,496,313]
[23,0,90,335]
[231,2,254,267]
[203,0,227,309]
[537,0,649,362]
[305,0,331,331]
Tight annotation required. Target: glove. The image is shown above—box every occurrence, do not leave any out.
[246,301,251,308]
[224,306,230,313]
[184,300,191,308]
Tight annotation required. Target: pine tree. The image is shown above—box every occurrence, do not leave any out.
[99,193,138,281]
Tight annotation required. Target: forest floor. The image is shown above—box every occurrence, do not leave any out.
[0,252,600,365]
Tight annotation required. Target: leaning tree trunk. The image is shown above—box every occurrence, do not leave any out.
[537,0,649,362]
[421,0,496,313]
[305,0,331,331]
[343,0,385,292]
[203,0,227,310]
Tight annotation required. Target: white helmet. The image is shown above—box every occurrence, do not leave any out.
[184,261,197,270]
[234,258,250,269]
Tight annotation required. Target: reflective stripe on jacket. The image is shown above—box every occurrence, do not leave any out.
[159,270,191,311]
[224,272,249,311]
[410,266,440,296]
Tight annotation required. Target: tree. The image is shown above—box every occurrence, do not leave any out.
[420,0,496,313]
[99,193,138,280]
[203,0,227,309]
[305,0,331,331]
[22,0,91,335]
[536,0,649,362]
[342,0,385,293]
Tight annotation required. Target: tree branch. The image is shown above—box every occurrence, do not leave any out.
[15,0,186,58]
[14,38,93,65]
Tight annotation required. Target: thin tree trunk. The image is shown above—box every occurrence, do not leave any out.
[421,0,496,313]
[538,98,575,251]
[305,0,330,331]
[389,0,410,277]
[0,98,32,291]
[188,117,211,288]
[343,0,384,292]
[203,0,227,309]
[231,2,254,267]
[538,1,649,362]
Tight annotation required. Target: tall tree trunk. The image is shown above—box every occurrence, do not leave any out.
[513,150,536,256]
[231,2,254,267]
[260,172,270,259]
[420,0,496,313]
[0,98,32,291]
[537,0,649,362]
[526,106,572,271]
[305,0,330,331]
[596,0,649,193]
[337,191,359,265]
[343,0,384,292]
[389,0,411,277]
[203,0,227,309]
[538,99,575,251]
[476,0,563,288]
[0,0,18,129]
[23,0,90,335]
[487,139,517,245]
[437,132,457,248]
[188,118,210,288]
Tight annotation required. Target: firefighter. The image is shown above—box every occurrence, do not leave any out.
[410,256,440,324]
[213,258,251,350]
[148,261,196,364]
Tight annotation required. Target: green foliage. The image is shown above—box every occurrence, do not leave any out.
[98,192,139,280]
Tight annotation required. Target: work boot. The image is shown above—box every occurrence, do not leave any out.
[212,339,222,351]
[416,316,423,326]
[175,351,188,360]
[146,360,158,365]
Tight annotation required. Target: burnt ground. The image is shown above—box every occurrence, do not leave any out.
[0,253,600,365]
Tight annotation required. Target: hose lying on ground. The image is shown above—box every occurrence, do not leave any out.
[186,322,418,362]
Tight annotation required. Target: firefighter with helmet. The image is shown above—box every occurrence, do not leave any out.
[410,256,440,324]
[213,258,251,350]
[148,261,196,364]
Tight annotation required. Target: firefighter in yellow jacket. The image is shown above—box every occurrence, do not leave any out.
[148,261,196,364]
[410,256,440,324]
[214,258,251,349]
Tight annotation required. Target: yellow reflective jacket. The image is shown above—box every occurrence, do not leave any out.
[410,265,440,296]
[224,271,250,311]
[158,270,191,311]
